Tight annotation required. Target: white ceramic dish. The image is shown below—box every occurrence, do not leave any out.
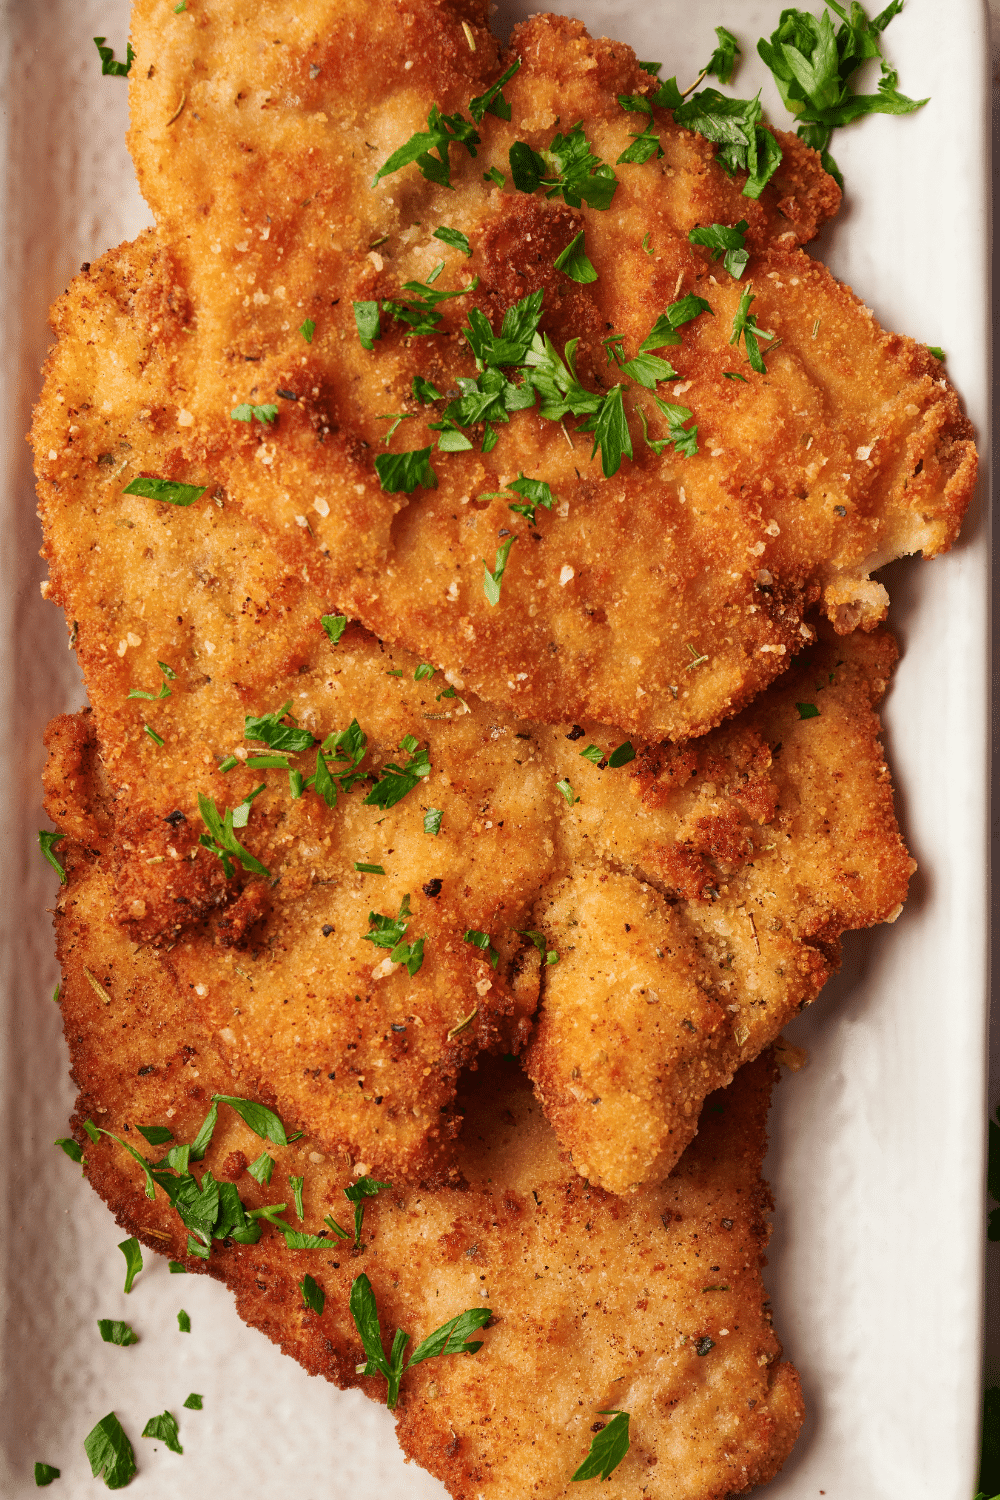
[0,1,989,1494]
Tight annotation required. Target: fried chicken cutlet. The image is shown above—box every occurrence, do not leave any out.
[54,0,974,744]
[56,827,804,1498]
[42,524,911,1194]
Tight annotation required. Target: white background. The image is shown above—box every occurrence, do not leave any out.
[0,2,991,1496]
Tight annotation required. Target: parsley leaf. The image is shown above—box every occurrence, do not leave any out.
[509,123,618,210]
[757,1,926,188]
[93,37,134,77]
[608,740,636,768]
[301,1273,326,1314]
[212,1094,291,1145]
[729,285,776,373]
[614,95,664,165]
[98,1319,138,1347]
[522,334,603,421]
[672,88,782,198]
[469,59,521,123]
[579,744,603,764]
[688,219,749,278]
[231,403,278,425]
[122,476,207,506]
[322,718,370,793]
[353,300,381,349]
[245,700,318,753]
[349,1273,490,1409]
[118,1237,143,1294]
[248,1150,275,1185]
[38,830,67,884]
[412,375,443,404]
[640,398,699,457]
[362,895,425,975]
[516,928,560,965]
[424,808,444,836]
[374,447,437,494]
[300,318,315,343]
[383,270,480,337]
[344,1176,391,1244]
[84,1413,137,1490]
[177,1309,192,1332]
[483,537,516,605]
[433,225,472,256]
[554,230,597,284]
[34,1463,60,1486]
[183,1394,202,1410]
[364,736,432,809]
[197,793,269,879]
[462,929,498,970]
[796,701,820,719]
[571,1410,630,1482]
[705,25,741,85]
[501,473,555,524]
[142,1410,182,1454]
[55,1136,84,1164]
[556,778,580,805]
[464,288,545,369]
[585,384,632,478]
[372,105,480,190]
[320,614,347,645]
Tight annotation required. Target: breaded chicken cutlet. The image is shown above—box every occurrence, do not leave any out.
[55,826,804,1499]
[42,559,911,1192]
[31,2,976,745]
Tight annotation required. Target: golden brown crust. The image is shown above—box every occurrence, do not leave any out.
[55,830,803,1497]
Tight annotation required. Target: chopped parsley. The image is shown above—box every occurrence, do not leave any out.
[424,808,444,836]
[353,300,381,349]
[796,702,820,719]
[414,663,435,680]
[183,1394,203,1410]
[463,928,499,970]
[93,36,134,76]
[498,473,555,525]
[579,744,604,765]
[412,375,443,403]
[197,793,269,879]
[38,830,67,884]
[641,398,699,457]
[374,447,437,494]
[688,219,749,279]
[364,735,431,808]
[355,862,386,875]
[362,894,425,975]
[729,286,776,373]
[607,740,636,768]
[34,1463,60,1486]
[928,345,946,362]
[345,1176,391,1243]
[469,59,521,123]
[143,725,164,747]
[695,1335,715,1355]
[349,1272,491,1409]
[142,1410,183,1454]
[177,1309,191,1333]
[245,700,317,753]
[508,123,618,210]
[483,166,506,187]
[703,25,741,85]
[247,1150,275,1186]
[571,1410,630,1482]
[483,537,516,605]
[670,86,782,199]
[433,225,472,256]
[118,1237,143,1295]
[55,1136,84,1163]
[123,475,207,506]
[516,929,559,965]
[464,287,544,368]
[98,1319,138,1347]
[553,230,597,284]
[301,1273,326,1314]
[84,1413,137,1489]
[556,778,580,805]
[127,659,175,701]
[212,1094,293,1145]
[289,1174,306,1221]
[299,318,315,343]
[169,1262,187,1274]
[372,105,480,190]
[757,1,927,188]
[231,402,278,425]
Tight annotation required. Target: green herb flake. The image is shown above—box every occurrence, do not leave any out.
[301,1273,326,1314]
[556,778,580,805]
[510,123,618,211]
[483,537,516,606]
[579,744,604,765]
[212,1094,291,1145]
[353,300,381,350]
[142,1410,182,1454]
[362,895,426,975]
[729,285,775,373]
[516,929,559,965]
[34,1463,60,1486]
[38,830,67,884]
[688,219,750,279]
[374,447,437,495]
[928,345,946,361]
[137,1124,173,1146]
[671,86,782,199]
[197,793,269,879]
[122,476,208,506]
[183,1393,203,1410]
[349,1272,491,1409]
[412,376,443,404]
[372,105,481,191]
[433,226,472,257]
[247,1150,275,1186]
[84,1413,136,1490]
[469,58,521,123]
[705,25,741,85]
[344,1176,391,1244]
[553,229,597,285]
[55,1136,84,1163]
[143,724,165,747]
[364,737,432,810]
[424,808,444,836]
[169,1262,187,1274]
[299,318,316,343]
[320,614,347,645]
[355,862,386,876]
[98,1319,138,1347]
[118,1237,143,1295]
[607,740,636,768]
[724,371,749,382]
[463,928,499,970]
[483,166,506,187]
[796,702,820,720]
[695,1335,715,1355]
[93,36,135,77]
[177,1309,191,1333]
[231,402,278,425]
[571,1410,630,1482]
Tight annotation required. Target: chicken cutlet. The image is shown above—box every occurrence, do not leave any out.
[46,0,973,744]
[43,561,910,1191]
[56,825,804,1498]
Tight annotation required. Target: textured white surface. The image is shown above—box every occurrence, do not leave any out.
[0,1,989,1495]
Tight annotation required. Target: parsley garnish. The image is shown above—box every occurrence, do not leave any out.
[433,226,472,256]
[641,398,699,457]
[169,1262,187,1273]
[414,663,435,681]
[212,1094,293,1145]
[93,37,134,76]
[98,1319,138,1347]
[364,735,431,809]
[144,725,164,747]
[197,794,269,878]
[55,1136,84,1163]
[556,778,580,805]
[122,476,207,507]
[301,1273,326,1314]
[462,929,499,970]
[345,1176,391,1244]
[299,318,315,343]
[362,894,425,975]
[128,659,175,701]
[571,1410,630,1482]
[465,288,544,368]
[516,929,559,965]
[586,384,632,478]
[796,702,820,719]
[424,808,444,836]
[554,230,597,284]
[248,1150,275,1186]
[729,286,775,373]
[469,59,521,123]
[928,345,946,361]
[34,1463,60,1486]
[608,740,636,767]
[492,473,555,524]
[245,700,317,753]
[353,301,381,349]
[412,376,443,404]
[231,403,278,425]
[355,862,386,875]
[38,830,67,884]
[183,1393,203,1410]
[688,219,749,278]
[177,1309,192,1332]
[84,1413,136,1489]
[509,124,618,209]
[705,26,741,84]
[757,1,927,188]
[615,95,664,164]
[374,447,437,494]
[319,616,348,649]
[142,1410,183,1454]
[483,537,516,605]
[372,106,480,190]
[349,1272,491,1409]
[579,744,603,765]
[671,87,782,199]
[118,1237,143,1294]
[483,165,505,187]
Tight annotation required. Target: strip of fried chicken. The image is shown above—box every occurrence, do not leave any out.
[32,5,973,743]
[56,830,803,1498]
